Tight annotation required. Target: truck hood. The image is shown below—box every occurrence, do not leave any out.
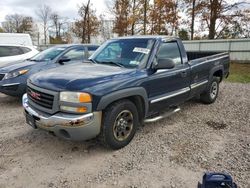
[0,60,37,72]
[29,63,144,93]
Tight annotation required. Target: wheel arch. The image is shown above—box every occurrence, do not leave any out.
[209,65,224,82]
[96,87,148,121]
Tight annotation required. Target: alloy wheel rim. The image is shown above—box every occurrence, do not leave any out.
[210,82,218,99]
[113,110,133,141]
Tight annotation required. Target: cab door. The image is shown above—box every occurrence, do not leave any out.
[146,41,191,112]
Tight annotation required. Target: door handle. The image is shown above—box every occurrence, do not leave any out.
[180,71,187,77]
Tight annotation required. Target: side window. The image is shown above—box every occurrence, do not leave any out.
[8,46,24,56]
[87,46,98,57]
[62,47,85,61]
[20,47,32,54]
[0,46,24,57]
[0,46,11,57]
[157,42,182,65]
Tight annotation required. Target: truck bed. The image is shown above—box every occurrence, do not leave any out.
[187,51,225,61]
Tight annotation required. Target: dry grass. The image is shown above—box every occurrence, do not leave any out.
[226,63,250,83]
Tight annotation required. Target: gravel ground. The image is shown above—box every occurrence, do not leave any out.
[0,82,249,188]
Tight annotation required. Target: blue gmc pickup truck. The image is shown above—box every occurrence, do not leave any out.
[23,36,229,149]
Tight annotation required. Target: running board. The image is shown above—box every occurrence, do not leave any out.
[144,107,180,123]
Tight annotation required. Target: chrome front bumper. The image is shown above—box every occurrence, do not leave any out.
[22,94,102,141]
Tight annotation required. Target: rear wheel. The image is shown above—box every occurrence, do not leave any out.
[99,99,139,150]
[200,77,220,104]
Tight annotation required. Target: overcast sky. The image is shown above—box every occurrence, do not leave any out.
[0,0,110,23]
[1,0,249,23]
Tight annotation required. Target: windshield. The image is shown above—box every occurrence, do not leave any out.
[91,39,155,68]
[30,47,67,61]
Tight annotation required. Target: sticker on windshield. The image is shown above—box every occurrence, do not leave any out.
[133,47,150,54]
[57,48,66,51]
[129,61,140,65]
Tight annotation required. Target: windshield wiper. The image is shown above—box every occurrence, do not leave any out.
[99,61,125,68]
[28,59,39,62]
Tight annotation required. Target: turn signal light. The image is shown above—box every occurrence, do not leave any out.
[77,106,88,113]
[79,93,92,103]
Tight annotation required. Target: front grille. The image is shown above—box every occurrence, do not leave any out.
[27,86,54,110]
[0,74,5,81]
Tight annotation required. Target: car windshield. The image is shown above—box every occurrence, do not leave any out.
[29,47,67,61]
[91,39,155,68]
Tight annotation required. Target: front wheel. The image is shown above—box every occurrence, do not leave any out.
[99,99,139,150]
[200,77,220,104]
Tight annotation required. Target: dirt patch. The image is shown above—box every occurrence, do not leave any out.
[206,121,228,130]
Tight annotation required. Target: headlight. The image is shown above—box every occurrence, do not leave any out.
[59,92,92,113]
[60,92,92,103]
[4,69,29,80]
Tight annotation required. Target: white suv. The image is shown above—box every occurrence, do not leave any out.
[0,44,39,67]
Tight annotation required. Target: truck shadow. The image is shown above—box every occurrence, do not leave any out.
[17,128,108,156]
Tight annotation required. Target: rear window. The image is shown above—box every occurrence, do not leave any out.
[0,46,24,57]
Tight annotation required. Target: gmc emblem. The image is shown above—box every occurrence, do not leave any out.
[29,91,41,100]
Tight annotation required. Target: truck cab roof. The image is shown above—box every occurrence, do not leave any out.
[113,35,179,41]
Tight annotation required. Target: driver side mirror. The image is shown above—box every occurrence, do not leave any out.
[155,58,175,69]
[58,57,71,65]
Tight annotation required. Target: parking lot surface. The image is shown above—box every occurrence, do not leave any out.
[0,82,249,188]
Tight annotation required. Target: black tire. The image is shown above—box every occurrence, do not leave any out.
[99,99,139,150]
[197,182,202,188]
[200,77,220,104]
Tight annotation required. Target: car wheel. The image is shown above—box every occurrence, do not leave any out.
[200,77,220,104]
[99,99,139,150]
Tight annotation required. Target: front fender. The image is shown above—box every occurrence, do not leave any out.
[96,87,148,115]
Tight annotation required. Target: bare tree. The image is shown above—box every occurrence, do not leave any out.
[142,0,150,34]
[49,12,71,44]
[112,0,130,36]
[107,0,150,36]
[50,12,67,38]
[149,0,180,35]
[81,0,90,43]
[182,0,205,40]
[2,14,33,33]
[191,0,196,39]
[130,0,138,35]
[36,4,52,45]
[72,0,99,43]
[240,9,250,38]
[201,0,246,39]
[167,0,180,35]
